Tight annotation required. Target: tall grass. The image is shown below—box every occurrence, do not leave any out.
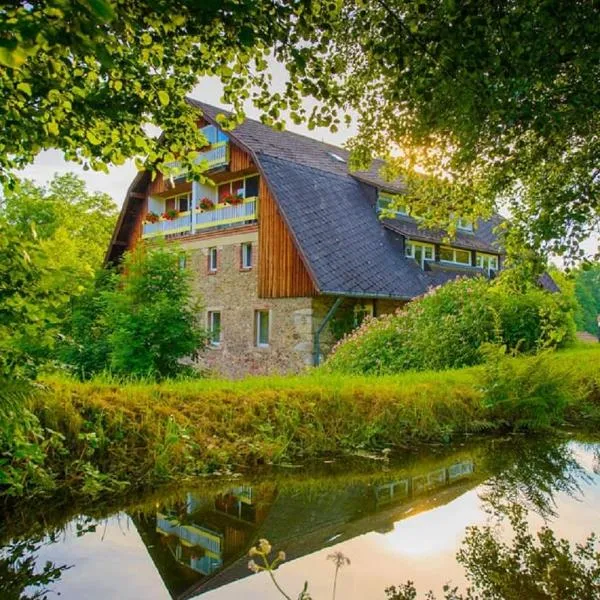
[4,346,600,501]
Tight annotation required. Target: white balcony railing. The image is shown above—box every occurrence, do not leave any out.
[142,211,193,238]
[163,142,230,181]
[141,197,258,239]
[195,142,229,170]
[194,197,258,231]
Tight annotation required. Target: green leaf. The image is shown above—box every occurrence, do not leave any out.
[47,121,59,136]
[85,0,115,21]
[86,130,101,145]
[158,90,169,106]
[17,82,32,96]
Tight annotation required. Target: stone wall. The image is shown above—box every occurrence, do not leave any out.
[182,227,314,378]
[181,229,408,376]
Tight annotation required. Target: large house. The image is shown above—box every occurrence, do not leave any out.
[106,100,506,376]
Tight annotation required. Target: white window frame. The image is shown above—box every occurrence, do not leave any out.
[241,242,253,269]
[165,191,192,213]
[217,174,260,202]
[405,241,435,268]
[456,217,474,232]
[440,246,472,266]
[255,310,270,348]
[476,252,499,273]
[207,311,221,346]
[208,247,218,272]
[377,193,408,217]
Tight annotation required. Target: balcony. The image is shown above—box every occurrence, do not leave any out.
[164,141,230,181]
[141,197,258,239]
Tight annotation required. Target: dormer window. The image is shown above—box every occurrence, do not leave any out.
[457,218,474,232]
[476,253,499,274]
[377,193,408,217]
[440,246,472,266]
[405,241,434,268]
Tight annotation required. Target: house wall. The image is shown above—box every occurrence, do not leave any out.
[182,229,317,377]
[258,178,317,298]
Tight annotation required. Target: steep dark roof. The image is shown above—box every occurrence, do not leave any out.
[258,154,429,298]
[105,99,506,298]
[189,100,509,299]
[383,215,504,254]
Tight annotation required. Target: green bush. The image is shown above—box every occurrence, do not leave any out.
[325,277,575,375]
[105,244,208,379]
[59,244,209,380]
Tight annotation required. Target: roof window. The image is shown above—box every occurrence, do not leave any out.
[327,152,346,163]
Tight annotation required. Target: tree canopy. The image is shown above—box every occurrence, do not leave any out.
[1,0,598,259]
[270,0,600,260]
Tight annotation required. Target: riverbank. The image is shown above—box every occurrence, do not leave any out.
[9,345,595,501]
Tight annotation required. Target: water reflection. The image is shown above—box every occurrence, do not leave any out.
[1,435,598,600]
[135,455,479,598]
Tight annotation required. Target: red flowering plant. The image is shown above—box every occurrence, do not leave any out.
[224,193,244,205]
[144,211,160,224]
[197,197,215,211]
[161,208,179,220]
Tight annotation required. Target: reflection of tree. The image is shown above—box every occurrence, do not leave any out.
[0,538,69,600]
[386,504,600,600]
[478,438,590,520]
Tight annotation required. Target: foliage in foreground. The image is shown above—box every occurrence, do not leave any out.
[386,505,600,600]
[1,347,598,501]
[325,277,575,376]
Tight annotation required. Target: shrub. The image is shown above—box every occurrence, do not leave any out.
[104,244,209,378]
[479,346,572,430]
[325,277,575,375]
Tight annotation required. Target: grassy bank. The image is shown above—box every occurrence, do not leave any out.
[11,345,596,500]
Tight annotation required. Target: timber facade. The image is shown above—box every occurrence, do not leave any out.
[106,100,507,376]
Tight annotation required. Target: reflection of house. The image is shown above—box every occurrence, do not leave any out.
[132,455,481,600]
[375,460,475,507]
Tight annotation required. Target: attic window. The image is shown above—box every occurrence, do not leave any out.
[327,152,346,163]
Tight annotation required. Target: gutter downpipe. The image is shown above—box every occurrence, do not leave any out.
[313,296,344,367]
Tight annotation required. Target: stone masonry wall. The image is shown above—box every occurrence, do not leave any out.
[183,228,315,378]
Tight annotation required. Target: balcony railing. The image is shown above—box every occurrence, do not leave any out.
[141,197,258,239]
[195,141,229,170]
[194,197,257,231]
[162,141,230,180]
[142,211,193,239]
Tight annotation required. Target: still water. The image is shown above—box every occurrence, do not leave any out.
[1,435,599,599]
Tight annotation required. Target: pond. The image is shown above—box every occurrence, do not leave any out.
[1,434,599,599]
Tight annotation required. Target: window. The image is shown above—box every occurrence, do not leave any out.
[327,151,347,163]
[165,192,191,213]
[208,247,218,272]
[440,246,472,266]
[217,175,260,203]
[476,253,499,273]
[178,253,187,270]
[457,218,474,232]
[245,175,259,198]
[208,311,221,346]
[241,242,253,269]
[377,194,408,217]
[255,310,269,347]
[405,241,434,268]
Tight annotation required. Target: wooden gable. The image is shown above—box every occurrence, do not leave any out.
[258,178,317,298]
